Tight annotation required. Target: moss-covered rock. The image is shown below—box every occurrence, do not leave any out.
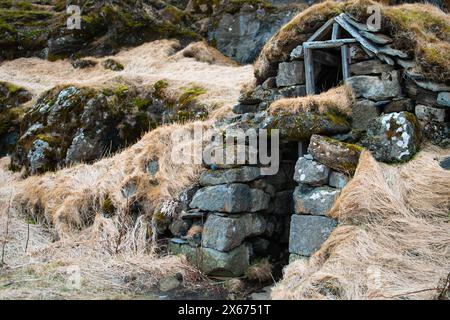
[262,107,351,141]
[10,81,208,174]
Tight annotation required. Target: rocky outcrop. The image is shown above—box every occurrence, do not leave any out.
[11,83,207,174]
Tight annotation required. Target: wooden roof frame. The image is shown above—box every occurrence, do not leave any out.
[301,13,387,95]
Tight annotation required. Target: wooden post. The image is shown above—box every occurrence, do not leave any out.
[332,23,340,40]
[304,47,315,95]
[341,45,350,80]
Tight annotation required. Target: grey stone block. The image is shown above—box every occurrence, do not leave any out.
[289,215,337,256]
[189,184,251,213]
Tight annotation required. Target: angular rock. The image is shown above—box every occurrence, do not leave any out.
[232,104,259,114]
[415,105,446,122]
[27,139,53,174]
[249,189,270,212]
[329,171,350,189]
[422,122,450,148]
[308,134,363,175]
[262,77,277,90]
[199,166,261,186]
[202,213,266,252]
[276,61,304,87]
[384,98,413,113]
[169,240,250,277]
[293,185,340,216]
[102,59,124,71]
[437,92,450,107]
[169,219,191,237]
[289,215,337,256]
[363,112,422,163]
[189,184,251,213]
[352,99,381,130]
[346,71,401,101]
[350,60,393,75]
[293,156,330,186]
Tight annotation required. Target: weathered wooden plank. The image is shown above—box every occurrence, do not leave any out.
[334,14,380,54]
[305,18,335,42]
[304,38,357,49]
[379,45,408,58]
[304,47,315,95]
[332,22,340,40]
[313,50,340,66]
[341,45,350,80]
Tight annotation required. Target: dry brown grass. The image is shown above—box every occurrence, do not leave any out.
[245,259,274,283]
[268,85,354,117]
[11,120,212,239]
[254,0,450,84]
[172,41,239,66]
[272,148,450,300]
[0,119,215,298]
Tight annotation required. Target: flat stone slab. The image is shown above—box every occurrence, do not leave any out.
[293,185,340,216]
[415,104,446,122]
[189,184,251,213]
[346,71,401,101]
[276,61,305,87]
[199,166,261,186]
[294,156,330,186]
[202,213,266,252]
[289,215,337,257]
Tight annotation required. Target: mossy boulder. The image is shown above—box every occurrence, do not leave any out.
[10,82,208,174]
[262,108,351,141]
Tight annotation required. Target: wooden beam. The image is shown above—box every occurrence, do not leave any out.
[304,47,315,95]
[334,14,380,55]
[313,50,340,66]
[341,45,350,80]
[332,23,340,40]
[304,38,357,49]
[306,18,335,42]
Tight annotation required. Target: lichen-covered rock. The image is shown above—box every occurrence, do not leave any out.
[27,139,54,174]
[289,215,337,256]
[363,112,422,163]
[293,185,340,216]
[329,171,350,189]
[294,156,330,186]
[415,105,447,123]
[189,184,251,213]
[202,213,266,252]
[308,134,363,175]
[422,122,450,148]
[346,71,402,101]
[199,166,261,186]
